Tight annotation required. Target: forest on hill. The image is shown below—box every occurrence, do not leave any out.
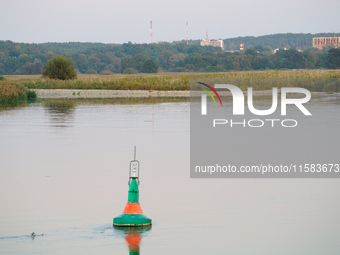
[0,33,339,75]
[185,33,340,50]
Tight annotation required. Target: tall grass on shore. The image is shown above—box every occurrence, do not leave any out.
[6,69,340,92]
[23,76,189,90]
[192,77,340,93]
[0,82,28,105]
[0,82,37,106]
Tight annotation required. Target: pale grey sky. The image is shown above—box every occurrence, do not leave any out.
[1,0,339,44]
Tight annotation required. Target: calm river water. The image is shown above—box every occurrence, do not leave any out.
[0,97,339,254]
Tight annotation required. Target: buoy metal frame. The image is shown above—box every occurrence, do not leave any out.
[113,147,152,227]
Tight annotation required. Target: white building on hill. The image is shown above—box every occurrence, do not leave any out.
[200,39,225,50]
[200,27,225,50]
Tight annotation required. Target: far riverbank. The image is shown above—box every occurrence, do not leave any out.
[30,89,335,99]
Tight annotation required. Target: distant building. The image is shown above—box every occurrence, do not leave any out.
[200,38,225,50]
[272,47,288,54]
[272,48,279,54]
[200,27,225,51]
[313,37,340,50]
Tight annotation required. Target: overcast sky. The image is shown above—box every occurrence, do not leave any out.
[1,0,339,44]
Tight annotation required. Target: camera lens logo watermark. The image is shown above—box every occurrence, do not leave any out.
[190,78,340,178]
[198,83,312,128]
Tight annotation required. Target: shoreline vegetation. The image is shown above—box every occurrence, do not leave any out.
[1,70,340,104]
[4,69,340,89]
[0,81,36,106]
[41,97,189,108]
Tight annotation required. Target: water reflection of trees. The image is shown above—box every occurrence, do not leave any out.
[114,226,151,255]
[76,97,189,105]
[0,101,29,113]
[43,100,76,128]
[42,97,189,128]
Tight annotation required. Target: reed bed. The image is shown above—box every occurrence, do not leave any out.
[0,82,28,105]
[4,69,340,92]
[41,97,189,107]
[0,81,37,106]
[192,77,340,92]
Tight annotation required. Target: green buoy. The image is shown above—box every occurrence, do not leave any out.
[113,147,152,227]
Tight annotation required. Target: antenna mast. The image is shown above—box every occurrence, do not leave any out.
[150,20,153,44]
[186,21,188,45]
[206,26,208,39]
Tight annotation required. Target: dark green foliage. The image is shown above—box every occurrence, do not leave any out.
[123,68,138,74]
[202,53,218,67]
[173,67,185,72]
[156,49,174,70]
[42,55,77,80]
[100,70,114,75]
[14,62,43,75]
[121,57,137,72]
[71,54,88,74]
[121,54,148,73]
[244,48,258,56]
[234,55,252,71]
[220,56,234,70]
[326,48,340,69]
[142,59,158,73]
[199,66,227,72]
[272,49,307,69]
[26,90,37,101]
[133,54,149,72]
[1,34,340,76]
[86,69,98,74]
[0,75,5,81]
[252,56,272,70]
[174,60,185,68]
[184,53,204,70]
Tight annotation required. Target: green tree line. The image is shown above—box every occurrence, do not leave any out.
[185,32,340,50]
[0,33,339,75]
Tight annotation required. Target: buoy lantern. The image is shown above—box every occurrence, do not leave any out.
[113,148,152,227]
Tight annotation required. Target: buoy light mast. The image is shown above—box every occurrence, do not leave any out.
[113,147,152,227]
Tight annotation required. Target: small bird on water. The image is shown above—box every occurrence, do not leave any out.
[31,232,44,237]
